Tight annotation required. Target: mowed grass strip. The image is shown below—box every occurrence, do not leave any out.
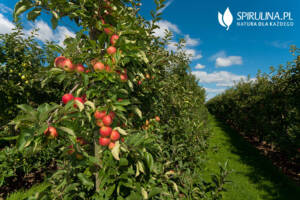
[203,116,300,200]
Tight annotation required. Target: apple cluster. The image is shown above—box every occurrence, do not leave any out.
[94,110,121,150]
[54,32,126,82]
[62,93,87,108]
[54,56,88,73]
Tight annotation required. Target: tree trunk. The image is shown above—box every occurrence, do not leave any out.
[94,131,101,192]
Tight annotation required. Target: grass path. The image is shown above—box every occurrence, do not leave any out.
[203,116,300,200]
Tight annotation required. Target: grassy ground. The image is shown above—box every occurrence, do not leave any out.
[203,116,300,200]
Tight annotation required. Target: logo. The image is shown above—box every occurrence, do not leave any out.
[218,7,233,31]
[218,7,294,30]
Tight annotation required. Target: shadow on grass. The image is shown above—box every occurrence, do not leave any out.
[214,119,300,200]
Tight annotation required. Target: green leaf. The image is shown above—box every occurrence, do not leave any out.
[144,152,154,171]
[82,73,89,87]
[137,161,145,174]
[119,158,128,167]
[132,106,142,119]
[14,0,32,22]
[17,131,32,151]
[74,100,84,112]
[148,187,163,198]
[111,141,120,160]
[115,99,131,106]
[141,187,148,200]
[106,184,116,198]
[0,136,18,141]
[58,127,76,137]
[50,67,64,73]
[77,173,94,189]
[84,101,95,111]
[119,89,128,95]
[17,104,34,113]
[27,8,42,21]
[128,80,134,91]
[115,127,128,136]
[56,74,66,83]
[138,51,149,64]
[51,16,58,29]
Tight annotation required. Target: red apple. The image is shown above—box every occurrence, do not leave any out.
[74,97,84,108]
[110,130,120,141]
[62,58,75,72]
[44,126,58,138]
[102,115,113,126]
[155,116,160,122]
[94,110,106,119]
[76,154,84,160]
[108,142,115,149]
[85,69,90,73]
[107,46,116,55]
[67,145,75,155]
[76,64,85,73]
[96,119,104,127]
[108,111,115,119]
[121,137,125,142]
[104,27,113,35]
[118,98,123,102]
[81,94,87,102]
[138,80,142,85]
[120,74,127,82]
[93,62,105,72]
[54,56,66,67]
[100,126,112,137]
[110,34,119,45]
[62,93,74,104]
[76,137,86,145]
[99,137,110,146]
[105,65,112,72]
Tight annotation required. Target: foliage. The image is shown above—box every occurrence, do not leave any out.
[6,182,51,200]
[207,49,300,160]
[0,0,229,199]
[0,27,63,127]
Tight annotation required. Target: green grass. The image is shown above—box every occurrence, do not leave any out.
[203,116,300,200]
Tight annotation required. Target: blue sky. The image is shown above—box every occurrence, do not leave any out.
[1,0,299,99]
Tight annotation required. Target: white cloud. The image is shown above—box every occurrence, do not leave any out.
[194,63,205,69]
[0,3,13,13]
[268,40,292,49]
[153,20,180,38]
[209,51,226,61]
[216,82,234,87]
[204,87,226,93]
[192,71,246,85]
[56,26,76,46]
[184,34,200,46]
[157,0,174,13]
[167,41,177,51]
[185,48,202,60]
[0,13,75,46]
[0,13,15,34]
[204,87,227,100]
[153,20,201,61]
[210,51,242,67]
[216,56,242,67]
[27,20,75,46]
